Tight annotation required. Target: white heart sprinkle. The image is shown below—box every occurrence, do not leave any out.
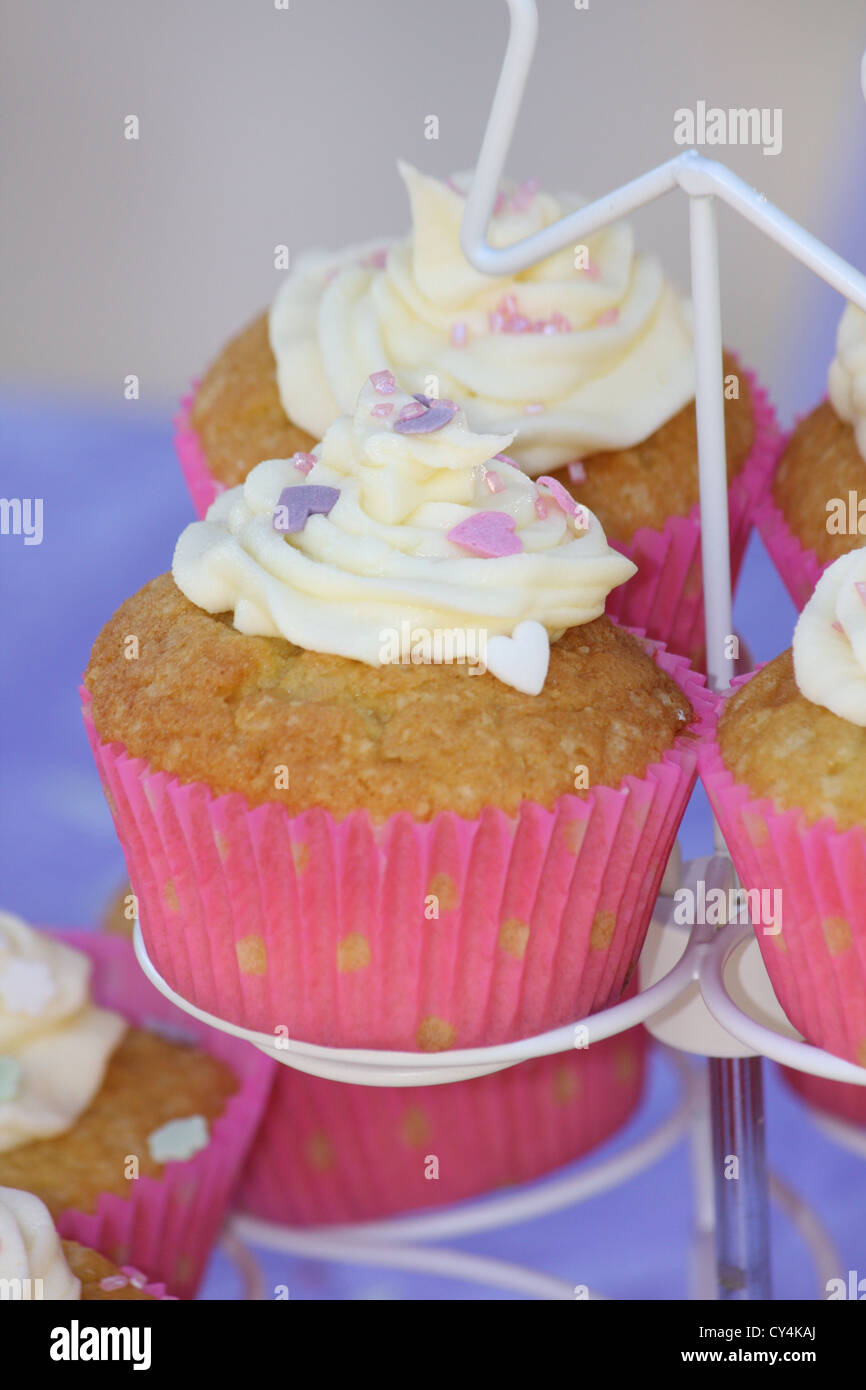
[486,620,550,695]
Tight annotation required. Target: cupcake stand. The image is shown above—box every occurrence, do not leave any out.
[134,0,866,1300]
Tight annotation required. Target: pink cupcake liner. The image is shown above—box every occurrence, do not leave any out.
[754,406,827,611]
[780,1066,866,1129]
[699,692,866,1072]
[81,640,713,1052]
[237,1015,648,1226]
[47,930,274,1299]
[174,368,781,669]
[604,365,781,668]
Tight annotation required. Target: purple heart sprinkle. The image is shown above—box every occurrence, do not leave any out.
[394,399,458,434]
[274,485,341,534]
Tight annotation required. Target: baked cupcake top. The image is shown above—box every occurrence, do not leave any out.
[720,547,866,830]
[0,912,125,1153]
[0,1186,81,1299]
[268,163,695,473]
[828,302,866,462]
[173,374,636,696]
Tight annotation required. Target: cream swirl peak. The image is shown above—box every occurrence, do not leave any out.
[172,376,637,692]
[828,302,866,463]
[793,547,866,726]
[0,1187,81,1299]
[268,163,696,474]
[0,913,126,1153]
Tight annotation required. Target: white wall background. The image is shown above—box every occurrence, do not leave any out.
[2,0,865,419]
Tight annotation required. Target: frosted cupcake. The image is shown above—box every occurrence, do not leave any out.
[0,913,272,1297]
[178,164,780,664]
[759,303,866,608]
[700,546,866,1067]
[87,377,713,1050]
[0,1187,168,1300]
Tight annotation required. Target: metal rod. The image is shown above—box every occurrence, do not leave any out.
[709,1056,772,1300]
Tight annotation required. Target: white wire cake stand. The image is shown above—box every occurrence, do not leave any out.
[134,0,866,1300]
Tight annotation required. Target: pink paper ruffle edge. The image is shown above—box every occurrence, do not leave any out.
[753,400,826,611]
[48,930,274,1299]
[237,1013,648,1225]
[173,366,782,668]
[698,687,866,1071]
[82,639,714,1052]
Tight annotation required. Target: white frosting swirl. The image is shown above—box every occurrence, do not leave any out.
[793,547,866,725]
[0,1187,80,1299]
[172,378,636,688]
[0,913,126,1153]
[828,302,866,463]
[269,163,696,474]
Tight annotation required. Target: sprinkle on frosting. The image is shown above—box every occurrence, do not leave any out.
[273,484,340,535]
[290,451,316,476]
[370,370,396,394]
[0,1056,22,1103]
[268,162,696,474]
[793,547,866,726]
[393,398,458,434]
[172,377,636,693]
[446,511,522,558]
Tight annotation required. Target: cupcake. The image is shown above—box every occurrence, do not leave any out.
[178,164,780,664]
[780,1068,866,1130]
[86,378,712,1051]
[0,1187,167,1300]
[700,546,866,1068]
[238,1017,648,1227]
[758,303,866,609]
[0,912,273,1297]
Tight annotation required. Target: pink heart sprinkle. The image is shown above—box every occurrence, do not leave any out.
[596,307,619,326]
[447,511,523,558]
[567,460,587,484]
[370,370,396,394]
[121,1267,149,1289]
[370,402,393,417]
[99,1276,129,1293]
[484,469,506,495]
[855,581,866,607]
[290,451,316,476]
[450,321,468,347]
[537,475,579,518]
[396,401,426,423]
[511,177,539,211]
